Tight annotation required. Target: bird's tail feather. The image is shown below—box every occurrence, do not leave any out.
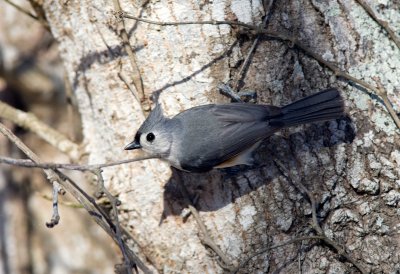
[270,88,344,127]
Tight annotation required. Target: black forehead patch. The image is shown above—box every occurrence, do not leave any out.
[134,132,141,143]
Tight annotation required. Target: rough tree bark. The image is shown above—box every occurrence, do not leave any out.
[24,0,400,273]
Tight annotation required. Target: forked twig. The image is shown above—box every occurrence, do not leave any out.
[355,0,400,49]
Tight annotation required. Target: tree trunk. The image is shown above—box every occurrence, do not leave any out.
[40,0,400,273]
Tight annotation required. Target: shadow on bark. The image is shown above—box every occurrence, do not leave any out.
[160,115,355,221]
[72,44,144,91]
[151,40,239,102]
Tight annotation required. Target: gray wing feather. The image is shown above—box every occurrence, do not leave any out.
[176,104,281,172]
[212,103,281,122]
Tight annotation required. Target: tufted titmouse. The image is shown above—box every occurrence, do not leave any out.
[125,88,344,172]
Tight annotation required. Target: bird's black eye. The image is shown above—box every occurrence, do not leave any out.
[146,133,155,142]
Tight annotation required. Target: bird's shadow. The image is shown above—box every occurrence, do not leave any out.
[160,116,355,222]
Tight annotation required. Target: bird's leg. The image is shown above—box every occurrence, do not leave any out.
[217,83,257,103]
[237,90,257,102]
[218,83,242,102]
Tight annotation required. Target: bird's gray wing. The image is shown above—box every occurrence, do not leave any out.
[212,103,281,122]
[178,104,281,172]
[212,104,281,162]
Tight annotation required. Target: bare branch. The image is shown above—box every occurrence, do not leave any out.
[112,3,146,108]
[57,173,152,274]
[118,66,140,102]
[0,123,152,273]
[26,0,50,30]
[45,182,62,228]
[3,0,39,21]
[93,169,133,274]
[218,84,243,102]
[355,0,400,49]
[232,0,275,91]
[0,122,61,184]
[0,122,66,227]
[0,101,81,160]
[0,155,155,171]
[38,191,83,208]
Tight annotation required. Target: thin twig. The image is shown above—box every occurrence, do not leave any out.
[355,0,400,49]
[93,169,133,274]
[233,0,275,91]
[113,3,145,105]
[38,192,83,208]
[118,69,140,101]
[273,159,322,234]
[232,235,326,274]
[0,123,64,226]
[0,101,81,160]
[3,0,39,21]
[0,123,63,228]
[218,84,243,102]
[0,155,156,171]
[26,0,50,30]
[372,76,400,129]
[253,28,400,129]
[298,240,304,274]
[0,123,152,273]
[0,124,43,167]
[59,172,152,274]
[122,12,255,29]
[174,170,236,271]
[59,172,151,274]
[188,204,235,271]
[122,13,400,129]
[46,181,62,228]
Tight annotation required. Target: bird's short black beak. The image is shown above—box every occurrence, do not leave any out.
[124,140,142,150]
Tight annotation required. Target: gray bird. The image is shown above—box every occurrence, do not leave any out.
[125,88,344,172]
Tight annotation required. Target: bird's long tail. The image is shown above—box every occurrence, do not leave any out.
[270,88,344,127]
